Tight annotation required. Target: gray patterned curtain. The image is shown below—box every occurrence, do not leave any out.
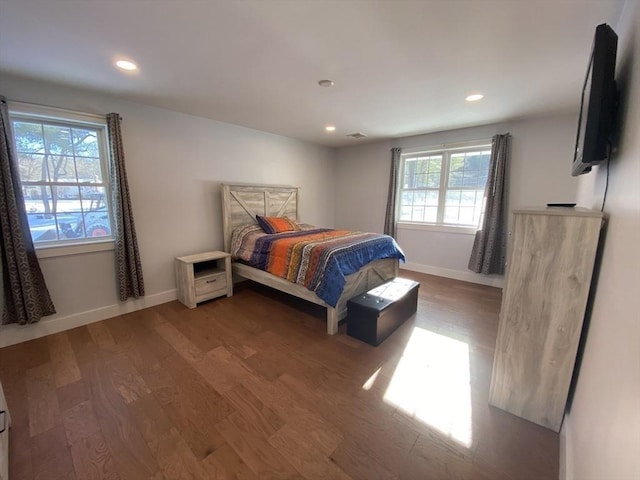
[0,96,56,324]
[468,133,511,275]
[384,147,402,238]
[106,113,145,301]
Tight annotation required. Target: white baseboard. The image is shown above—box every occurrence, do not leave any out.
[0,289,177,348]
[401,262,504,288]
[560,419,572,480]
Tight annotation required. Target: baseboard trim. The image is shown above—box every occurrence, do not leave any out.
[560,419,572,480]
[401,262,504,288]
[0,289,177,348]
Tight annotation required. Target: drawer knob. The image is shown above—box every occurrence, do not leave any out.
[0,410,6,434]
[206,279,217,283]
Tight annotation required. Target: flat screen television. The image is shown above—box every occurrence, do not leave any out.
[571,23,618,176]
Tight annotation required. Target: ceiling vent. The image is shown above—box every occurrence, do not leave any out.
[346,132,368,139]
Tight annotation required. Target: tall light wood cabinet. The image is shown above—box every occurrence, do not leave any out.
[489,207,603,432]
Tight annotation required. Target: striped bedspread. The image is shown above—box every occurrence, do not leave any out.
[230,224,405,307]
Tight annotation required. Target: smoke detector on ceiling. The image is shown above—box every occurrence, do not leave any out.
[318,79,335,87]
[346,132,368,139]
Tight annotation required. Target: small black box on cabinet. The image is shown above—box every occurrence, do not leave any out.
[347,278,419,346]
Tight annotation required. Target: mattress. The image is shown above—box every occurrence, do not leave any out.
[230,224,405,307]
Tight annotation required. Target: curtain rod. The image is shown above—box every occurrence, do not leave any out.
[7,100,106,121]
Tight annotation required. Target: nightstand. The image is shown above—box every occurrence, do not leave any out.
[175,251,232,308]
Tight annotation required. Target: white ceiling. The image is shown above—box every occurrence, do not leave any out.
[0,0,626,147]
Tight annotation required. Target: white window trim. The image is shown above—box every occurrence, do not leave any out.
[397,139,492,229]
[8,101,106,126]
[36,239,115,259]
[397,221,478,235]
[401,138,492,155]
[8,103,114,258]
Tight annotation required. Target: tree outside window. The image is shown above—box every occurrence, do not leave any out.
[11,116,113,244]
[398,145,491,227]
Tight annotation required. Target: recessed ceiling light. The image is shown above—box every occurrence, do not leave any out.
[318,79,335,87]
[465,94,484,102]
[325,125,336,132]
[115,59,138,71]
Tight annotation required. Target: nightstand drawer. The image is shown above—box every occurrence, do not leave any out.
[195,271,227,297]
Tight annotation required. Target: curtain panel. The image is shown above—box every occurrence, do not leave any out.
[106,113,145,301]
[0,96,56,325]
[384,147,402,238]
[468,133,511,275]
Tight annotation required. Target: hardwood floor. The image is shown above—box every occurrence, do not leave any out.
[0,271,559,479]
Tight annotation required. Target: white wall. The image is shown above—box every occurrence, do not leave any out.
[562,1,640,478]
[0,73,336,347]
[335,115,580,286]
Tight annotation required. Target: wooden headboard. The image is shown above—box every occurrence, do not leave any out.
[221,183,300,252]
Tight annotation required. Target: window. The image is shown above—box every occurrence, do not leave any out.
[10,109,113,247]
[398,143,492,228]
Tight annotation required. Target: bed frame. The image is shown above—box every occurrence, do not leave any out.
[221,183,398,334]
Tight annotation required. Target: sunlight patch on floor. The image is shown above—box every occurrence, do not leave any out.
[382,326,473,447]
[362,367,382,391]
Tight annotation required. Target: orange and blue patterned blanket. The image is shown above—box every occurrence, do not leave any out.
[231,224,405,307]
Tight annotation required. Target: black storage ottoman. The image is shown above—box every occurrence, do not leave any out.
[347,278,419,346]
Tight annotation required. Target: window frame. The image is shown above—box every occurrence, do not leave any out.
[397,140,492,233]
[8,103,115,257]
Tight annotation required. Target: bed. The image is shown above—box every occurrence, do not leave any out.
[221,183,402,334]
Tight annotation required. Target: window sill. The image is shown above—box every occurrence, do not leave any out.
[36,240,115,259]
[397,222,478,235]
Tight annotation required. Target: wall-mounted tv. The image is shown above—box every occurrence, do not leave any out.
[571,23,618,177]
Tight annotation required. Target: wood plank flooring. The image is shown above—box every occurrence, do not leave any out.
[0,271,559,479]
